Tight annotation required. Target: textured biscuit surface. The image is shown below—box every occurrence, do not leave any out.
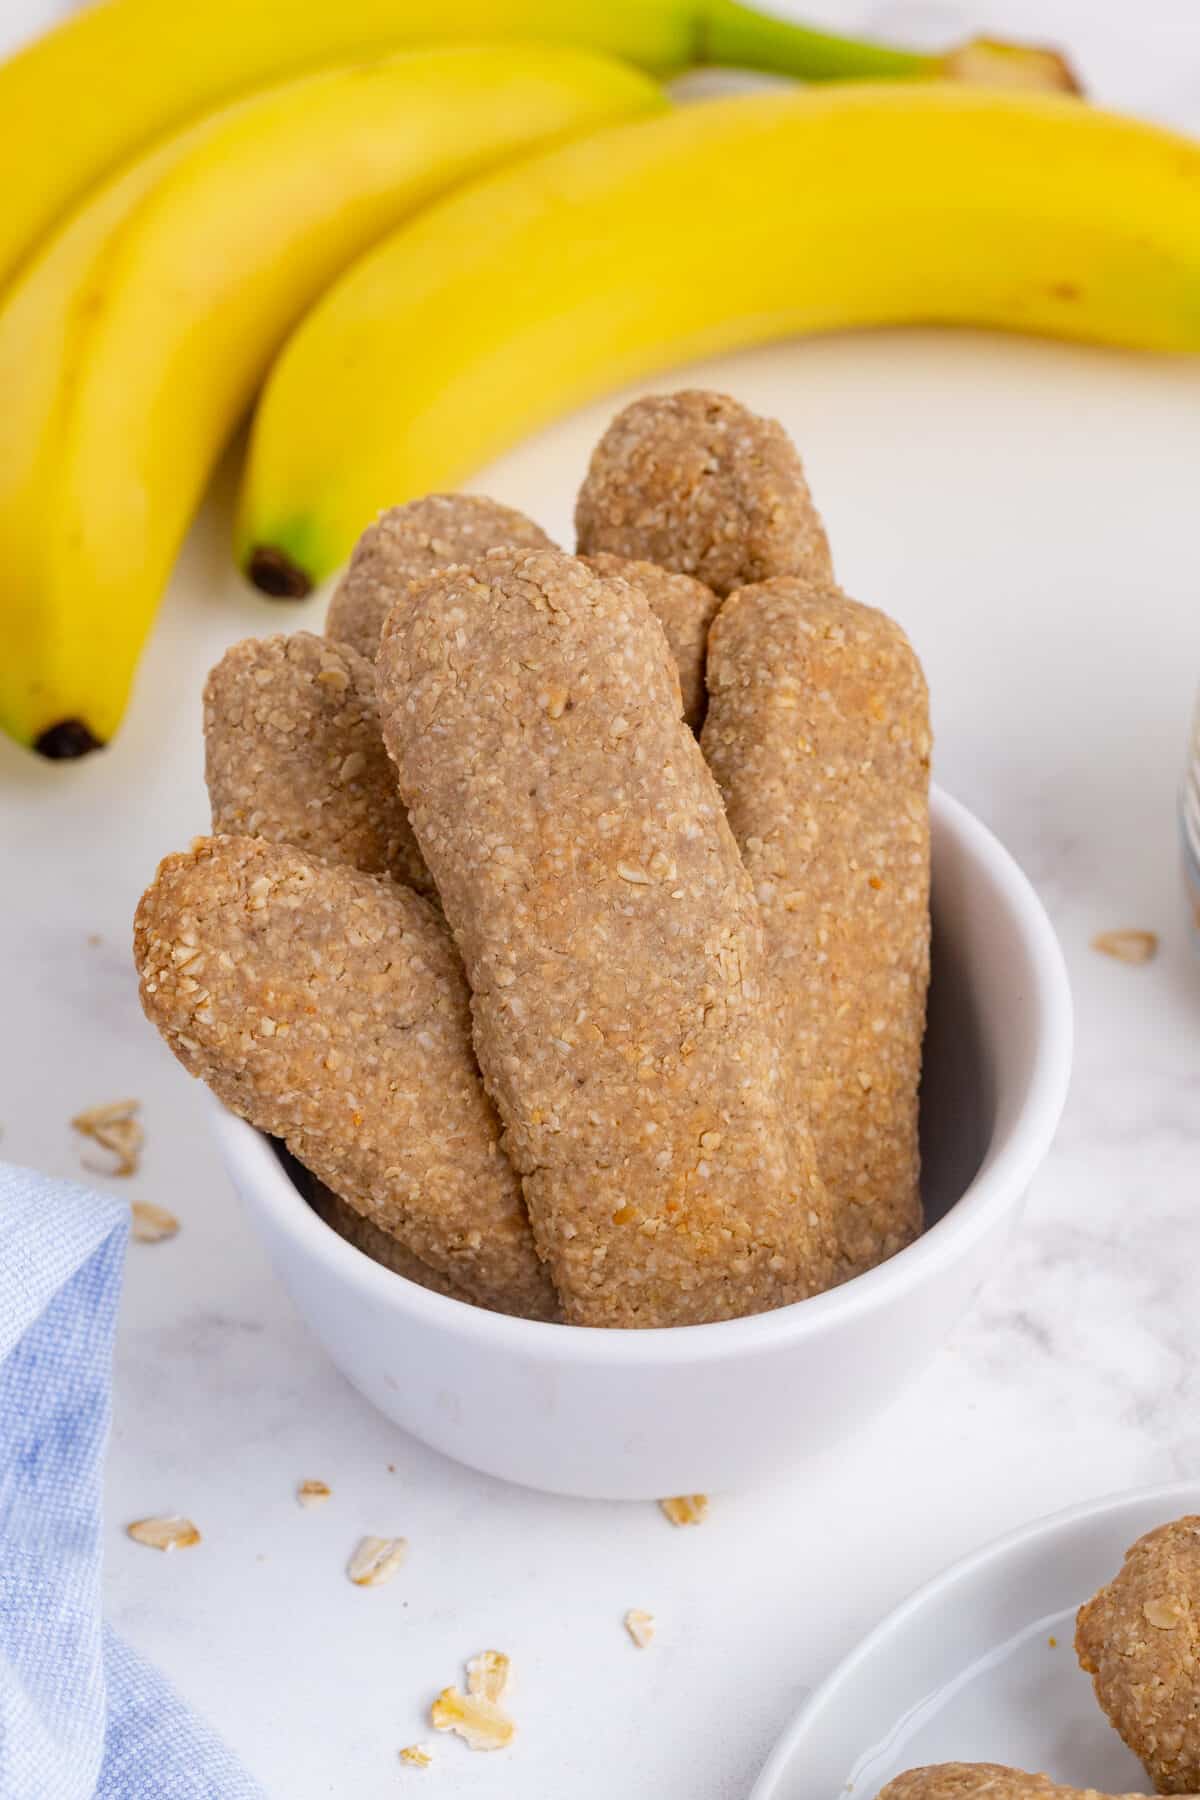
[306,1179,481,1307]
[378,546,832,1328]
[702,578,930,1280]
[326,494,554,662]
[204,631,432,896]
[575,390,833,598]
[134,835,557,1320]
[1076,1517,1200,1793]
[880,1766,1172,1800]
[579,552,720,731]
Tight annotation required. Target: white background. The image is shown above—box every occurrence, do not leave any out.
[2,3,1199,1795]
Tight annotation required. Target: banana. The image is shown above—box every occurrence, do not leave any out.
[0,48,661,756]
[239,83,1200,592]
[0,0,1076,299]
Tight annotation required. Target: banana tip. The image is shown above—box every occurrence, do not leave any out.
[246,545,313,599]
[35,719,104,760]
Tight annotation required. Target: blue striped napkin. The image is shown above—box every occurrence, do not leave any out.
[0,1162,265,1798]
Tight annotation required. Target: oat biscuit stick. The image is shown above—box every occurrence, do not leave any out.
[326,494,554,661]
[306,1180,484,1307]
[281,1150,475,1302]
[880,1767,1175,1800]
[134,835,558,1320]
[701,578,931,1281]
[1076,1517,1200,1794]
[378,547,832,1328]
[579,552,720,732]
[204,631,433,897]
[575,390,832,598]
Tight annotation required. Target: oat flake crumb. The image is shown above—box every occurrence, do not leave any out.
[72,1098,143,1176]
[430,1686,514,1752]
[466,1649,511,1702]
[399,1745,433,1769]
[1092,929,1158,965]
[347,1534,407,1586]
[297,1479,331,1509]
[127,1515,201,1552]
[1144,1597,1183,1629]
[625,1608,655,1648]
[130,1201,179,1243]
[660,1494,709,1527]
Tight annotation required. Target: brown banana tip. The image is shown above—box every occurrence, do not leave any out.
[946,38,1084,96]
[1046,50,1084,95]
[34,718,104,759]
[246,545,313,599]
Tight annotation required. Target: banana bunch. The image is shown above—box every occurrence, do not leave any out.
[238,84,1200,593]
[0,45,662,755]
[0,0,1192,758]
[0,0,1079,294]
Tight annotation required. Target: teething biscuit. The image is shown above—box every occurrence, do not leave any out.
[305,1180,481,1306]
[134,835,557,1320]
[575,390,832,598]
[579,552,720,731]
[326,494,554,661]
[377,546,832,1328]
[203,631,432,896]
[702,577,930,1280]
[1077,1517,1200,1794]
[880,1767,1170,1800]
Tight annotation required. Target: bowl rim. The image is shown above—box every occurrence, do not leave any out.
[212,783,1073,1367]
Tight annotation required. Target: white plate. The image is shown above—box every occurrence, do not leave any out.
[753,1482,1200,1800]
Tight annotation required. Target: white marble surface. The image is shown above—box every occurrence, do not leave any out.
[3,2,1200,1795]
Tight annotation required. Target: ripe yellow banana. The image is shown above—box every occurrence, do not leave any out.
[0,47,661,756]
[239,83,1200,593]
[0,0,1075,298]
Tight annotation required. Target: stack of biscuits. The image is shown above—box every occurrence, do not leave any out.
[135,391,932,1329]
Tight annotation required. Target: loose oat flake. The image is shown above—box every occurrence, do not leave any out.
[130,1201,179,1244]
[399,1745,433,1769]
[127,1515,201,1552]
[660,1494,709,1527]
[72,1098,144,1177]
[297,1479,331,1509]
[347,1535,407,1587]
[1091,929,1158,965]
[1143,1598,1183,1629]
[430,1687,514,1752]
[466,1650,510,1702]
[624,1609,655,1648]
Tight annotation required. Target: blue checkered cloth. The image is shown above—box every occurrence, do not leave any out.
[0,1162,265,1798]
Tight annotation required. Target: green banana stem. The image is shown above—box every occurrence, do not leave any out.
[700,1,925,80]
[696,1,1081,93]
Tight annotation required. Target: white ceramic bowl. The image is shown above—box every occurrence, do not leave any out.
[213,785,1072,1500]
